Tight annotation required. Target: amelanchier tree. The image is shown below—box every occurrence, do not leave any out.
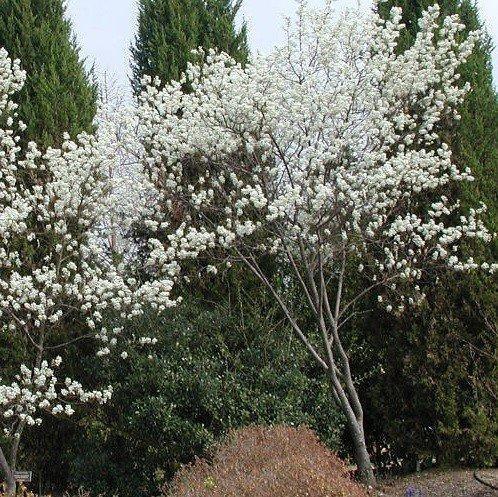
[0,49,177,496]
[136,2,496,485]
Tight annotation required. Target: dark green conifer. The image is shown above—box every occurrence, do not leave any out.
[0,0,97,148]
[131,0,248,94]
[356,0,497,468]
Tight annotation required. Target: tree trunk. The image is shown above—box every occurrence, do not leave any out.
[325,367,376,487]
[5,474,16,497]
[0,447,16,497]
[322,334,376,486]
[352,428,376,487]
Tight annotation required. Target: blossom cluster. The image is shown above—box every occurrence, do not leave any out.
[0,358,112,438]
[92,84,158,259]
[136,2,496,312]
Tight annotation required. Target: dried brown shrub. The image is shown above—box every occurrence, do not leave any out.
[166,425,367,497]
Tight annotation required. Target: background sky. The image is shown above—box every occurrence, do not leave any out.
[66,0,498,93]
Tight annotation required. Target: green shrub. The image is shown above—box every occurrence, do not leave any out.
[67,298,344,496]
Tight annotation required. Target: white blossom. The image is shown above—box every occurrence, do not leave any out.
[135,2,495,297]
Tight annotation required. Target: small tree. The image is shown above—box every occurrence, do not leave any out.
[0,49,176,496]
[136,2,495,485]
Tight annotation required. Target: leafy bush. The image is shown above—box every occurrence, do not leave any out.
[66,295,344,496]
[167,425,367,497]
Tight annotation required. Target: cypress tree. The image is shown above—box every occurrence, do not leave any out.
[0,0,97,148]
[376,1,497,230]
[131,0,248,95]
[355,0,497,469]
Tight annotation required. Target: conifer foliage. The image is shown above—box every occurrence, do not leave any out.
[356,0,498,469]
[0,0,97,148]
[130,0,248,94]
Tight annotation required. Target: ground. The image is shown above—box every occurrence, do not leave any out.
[377,468,498,497]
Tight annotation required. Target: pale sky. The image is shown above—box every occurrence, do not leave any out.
[66,0,498,92]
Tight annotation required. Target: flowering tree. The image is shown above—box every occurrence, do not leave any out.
[0,49,178,495]
[136,2,496,485]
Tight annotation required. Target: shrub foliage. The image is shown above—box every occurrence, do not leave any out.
[167,425,367,497]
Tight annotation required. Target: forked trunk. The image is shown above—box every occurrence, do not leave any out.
[326,370,376,487]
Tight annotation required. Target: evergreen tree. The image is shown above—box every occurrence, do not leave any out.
[131,0,248,95]
[356,0,497,469]
[0,0,97,148]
